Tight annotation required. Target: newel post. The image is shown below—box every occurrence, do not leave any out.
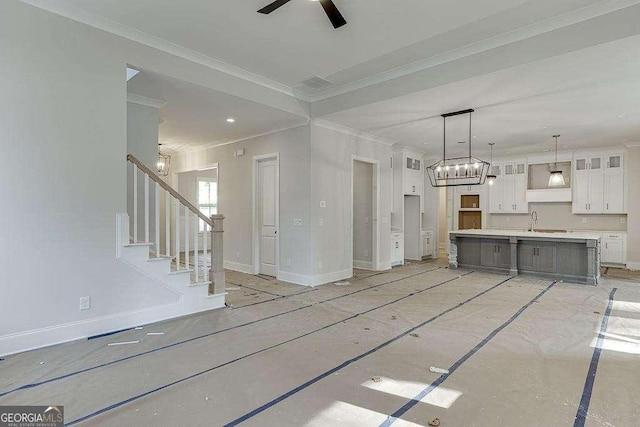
[209,214,225,295]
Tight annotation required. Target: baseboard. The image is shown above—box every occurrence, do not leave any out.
[353,260,373,270]
[0,294,225,357]
[277,270,314,286]
[223,260,253,274]
[626,261,640,271]
[377,261,392,271]
[310,268,353,287]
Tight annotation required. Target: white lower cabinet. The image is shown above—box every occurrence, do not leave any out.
[601,233,626,265]
[391,232,404,266]
[421,229,434,258]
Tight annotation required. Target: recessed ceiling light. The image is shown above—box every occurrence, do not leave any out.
[623,139,629,142]
[617,115,627,118]
[226,118,235,123]
[541,125,549,129]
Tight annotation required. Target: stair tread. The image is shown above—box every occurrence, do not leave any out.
[124,242,155,247]
[147,256,173,262]
[189,281,212,287]
[168,269,194,275]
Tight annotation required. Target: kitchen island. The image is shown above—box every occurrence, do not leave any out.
[449,229,600,285]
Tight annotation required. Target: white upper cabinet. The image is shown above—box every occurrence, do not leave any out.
[573,151,624,214]
[489,160,528,213]
[403,155,423,196]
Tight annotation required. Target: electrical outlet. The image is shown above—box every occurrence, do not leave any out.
[364,250,369,257]
[582,218,587,224]
[319,217,324,226]
[293,218,303,226]
[286,259,292,266]
[621,217,626,224]
[236,251,240,259]
[320,201,326,208]
[318,261,323,270]
[79,296,91,311]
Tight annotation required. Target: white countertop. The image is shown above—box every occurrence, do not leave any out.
[449,229,601,240]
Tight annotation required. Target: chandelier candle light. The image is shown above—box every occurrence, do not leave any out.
[548,134,565,187]
[486,142,497,186]
[427,109,490,187]
[157,143,171,177]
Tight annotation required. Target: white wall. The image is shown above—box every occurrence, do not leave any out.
[310,122,393,280]
[127,101,160,244]
[0,0,185,354]
[353,161,373,267]
[173,125,313,279]
[626,146,640,268]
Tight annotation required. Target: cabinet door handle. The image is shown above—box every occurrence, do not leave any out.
[606,203,609,210]
[497,246,500,253]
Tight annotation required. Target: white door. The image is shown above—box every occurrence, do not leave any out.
[258,159,278,276]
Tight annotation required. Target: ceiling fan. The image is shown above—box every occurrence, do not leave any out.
[258,0,347,29]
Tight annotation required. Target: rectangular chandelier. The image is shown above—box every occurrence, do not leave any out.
[426,109,491,187]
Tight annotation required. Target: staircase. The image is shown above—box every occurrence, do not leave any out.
[118,154,226,313]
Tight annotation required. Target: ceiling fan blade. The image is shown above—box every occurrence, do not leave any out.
[257,0,293,15]
[319,0,347,28]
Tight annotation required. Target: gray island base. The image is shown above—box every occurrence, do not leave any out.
[449,230,600,285]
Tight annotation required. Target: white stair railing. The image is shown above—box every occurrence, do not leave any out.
[127,154,225,295]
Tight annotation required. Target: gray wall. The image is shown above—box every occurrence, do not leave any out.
[353,161,373,265]
[627,146,640,267]
[127,101,160,244]
[173,125,312,277]
[0,0,180,345]
[310,123,393,277]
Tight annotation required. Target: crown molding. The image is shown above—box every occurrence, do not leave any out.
[304,0,640,102]
[18,0,295,98]
[313,119,397,147]
[18,0,640,107]
[127,93,166,109]
[170,121,310,154]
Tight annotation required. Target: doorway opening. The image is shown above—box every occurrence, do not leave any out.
[352,157,379,271]
[253,154,279,277]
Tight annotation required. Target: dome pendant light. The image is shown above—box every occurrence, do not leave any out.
[486,143,497,186]
[548,135,565,187]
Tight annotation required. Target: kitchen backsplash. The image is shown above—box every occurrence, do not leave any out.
[488,202,627,231]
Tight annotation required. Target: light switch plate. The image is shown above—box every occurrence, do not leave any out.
[320,201,326,208]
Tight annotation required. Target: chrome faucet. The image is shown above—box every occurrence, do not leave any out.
[529,211,538,232]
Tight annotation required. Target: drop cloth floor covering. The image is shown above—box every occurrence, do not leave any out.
[1,260,639,426]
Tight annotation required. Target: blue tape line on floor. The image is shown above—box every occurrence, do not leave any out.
[222,274,514,427]
[380,280,558,426]
[573,287,617,427]
[65,270,473,426]
[0,267,440,398]
[87,328,133,340]
[228,282,284,297]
